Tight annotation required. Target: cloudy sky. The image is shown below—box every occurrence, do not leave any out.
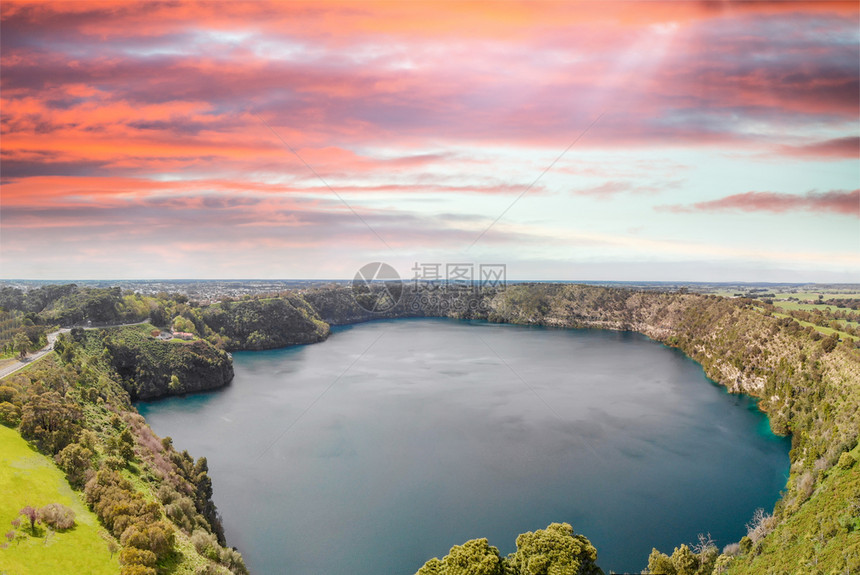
[1,1,858,282]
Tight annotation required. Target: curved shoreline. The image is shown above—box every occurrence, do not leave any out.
[118,284,860,572]
[138,315,792,573]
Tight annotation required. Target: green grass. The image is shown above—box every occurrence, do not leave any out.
[728,445,860,574]
[0,425,120,575]
[773,301,835,312]
[770,312,858,341]
[773,291,860,300]
[702,290,860,301]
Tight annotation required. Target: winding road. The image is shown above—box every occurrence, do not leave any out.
[0,320,150,380]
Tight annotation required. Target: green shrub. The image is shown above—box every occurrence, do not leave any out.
[0,402,22,426]
[119,547,158,567]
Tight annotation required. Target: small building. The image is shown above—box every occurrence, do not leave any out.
[173,332,195,340]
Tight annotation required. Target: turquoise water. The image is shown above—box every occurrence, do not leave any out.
[137,318,790,573]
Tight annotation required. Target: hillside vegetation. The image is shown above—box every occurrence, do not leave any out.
[200,297,329,350]
[2,282,858,574]
[0,329,247,575]
[94,325,234,400]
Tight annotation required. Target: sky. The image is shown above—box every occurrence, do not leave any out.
[1,1,858,282]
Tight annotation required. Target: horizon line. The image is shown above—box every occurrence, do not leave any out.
[2,278,859,286]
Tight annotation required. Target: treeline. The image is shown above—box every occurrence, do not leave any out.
[135,292,329,351]
[0,334,245,574]
[416,523,603,575]
[823,297,860,311]
[0,284,152,327]
[0,283,332,359]
[775,306,860,339]
[0,284,153,354]
[199,296,329,350]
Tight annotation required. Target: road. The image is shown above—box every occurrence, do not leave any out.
[0,320,149,380]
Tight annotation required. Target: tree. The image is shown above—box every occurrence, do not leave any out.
[119,428,136,462]
[821,334,839,353]
[647,541,717,575]
[648,548,677,575]
[119,547,158,567]
[55,443,93,487]
[19,506,38,534]
[0,386,15,403]
[12,332,33,360]
[19,391,82,454]
[169,375,181,392]
[669,545,698,575]
[0,402,22,427]
[120,520,176,558]
[509,523,603,575]
[417,538,504,575]
[120,565,157,575]
[172,315,196,334]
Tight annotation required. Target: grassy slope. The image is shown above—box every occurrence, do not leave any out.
[1,339,238,575]
[728,445,860,574]
[0,425,120,575]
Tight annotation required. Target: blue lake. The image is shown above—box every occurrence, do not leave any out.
[137,318,790,573]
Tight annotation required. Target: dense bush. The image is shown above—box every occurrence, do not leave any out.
[0,402,22,426]
[85,469,175,563]
[37,503,76,530]
[416,523,602,575]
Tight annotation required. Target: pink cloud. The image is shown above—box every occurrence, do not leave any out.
[776,137,860,160]
[572,180,684,198]
[659,190,859,216]
[1,1,857,279]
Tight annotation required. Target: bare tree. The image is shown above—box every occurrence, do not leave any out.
[746,508,776,544]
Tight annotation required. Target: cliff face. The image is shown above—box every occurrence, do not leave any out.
[100,327,234,400]
[300,284,860,569]
[81,284,856,572]
[300,284,858,470]
[201,296,329,350]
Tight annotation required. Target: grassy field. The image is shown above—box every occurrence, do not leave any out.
[775,291,860,300]
[770,312,858,341]
[0,425,120,575]
[772,300,837,312]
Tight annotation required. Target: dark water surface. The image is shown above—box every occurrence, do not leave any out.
[137,318,790,574]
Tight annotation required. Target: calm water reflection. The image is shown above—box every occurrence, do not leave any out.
[137,318,790,574]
